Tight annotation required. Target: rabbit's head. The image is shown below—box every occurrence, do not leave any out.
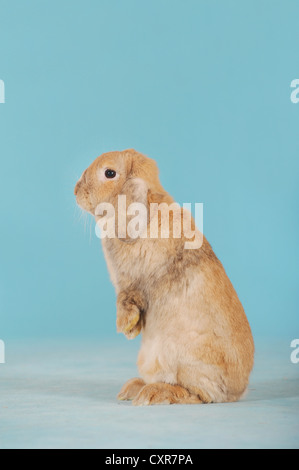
[74,149,170,215]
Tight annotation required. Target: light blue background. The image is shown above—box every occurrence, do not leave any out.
[0,0,298,340]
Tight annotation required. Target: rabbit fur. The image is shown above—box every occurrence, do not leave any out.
[74,149,254,406]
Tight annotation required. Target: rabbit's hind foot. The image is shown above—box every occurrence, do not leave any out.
[117,377,146,401]
[132,382,202,406]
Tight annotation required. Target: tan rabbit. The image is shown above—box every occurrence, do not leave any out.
[74,149,254,405]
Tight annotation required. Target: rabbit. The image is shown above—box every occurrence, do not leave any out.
[74,148,254,405]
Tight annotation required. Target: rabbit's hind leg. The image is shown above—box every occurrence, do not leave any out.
[132,382,202,406]
[117,377,146,401]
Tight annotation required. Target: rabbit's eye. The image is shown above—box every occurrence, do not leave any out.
[105,169,116,179]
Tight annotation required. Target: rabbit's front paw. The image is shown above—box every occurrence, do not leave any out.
[116,290,146,339]
[116,302,141,339]
[124,322,142,339]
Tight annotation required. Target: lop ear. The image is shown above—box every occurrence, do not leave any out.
[120,177,148,206]
[116,178,149,243]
